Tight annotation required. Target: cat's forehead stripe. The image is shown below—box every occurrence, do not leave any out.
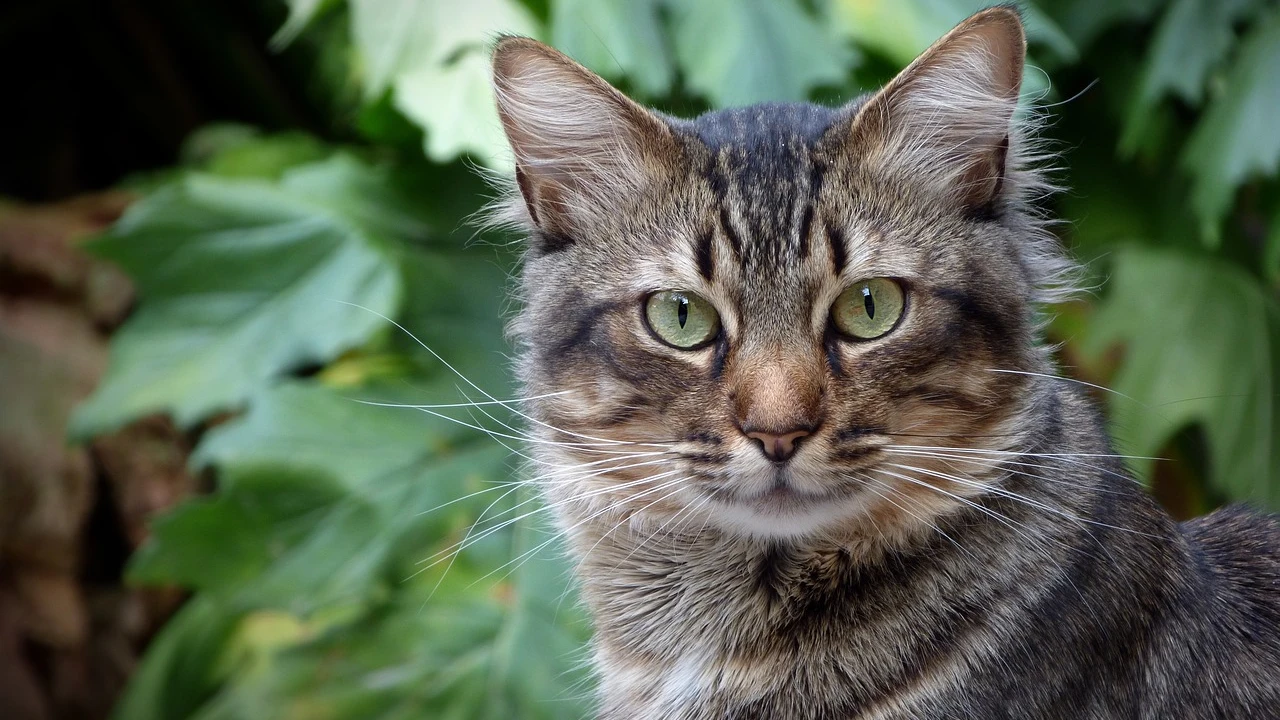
[827,223,848,276]
[717,205,744,260]
[695,229,714,281]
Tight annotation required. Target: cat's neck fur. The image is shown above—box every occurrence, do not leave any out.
[553,381,1198,718]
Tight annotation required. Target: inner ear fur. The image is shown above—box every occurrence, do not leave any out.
[847,7,1027,211]
[491,37,677,246]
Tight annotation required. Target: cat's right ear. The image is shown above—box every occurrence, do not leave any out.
[492,37,675,251]
[843,7,1026,214]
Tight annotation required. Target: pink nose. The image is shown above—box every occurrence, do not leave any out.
[745,428,811,462]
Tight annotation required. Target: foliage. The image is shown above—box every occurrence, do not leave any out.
[67,0,1280,717]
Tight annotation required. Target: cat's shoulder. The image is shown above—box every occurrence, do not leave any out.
[1179,504,1280,619]
[1182,503,1280,556]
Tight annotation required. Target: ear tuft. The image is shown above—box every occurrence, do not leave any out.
[851,6,1027,211]
[491,37,673,250]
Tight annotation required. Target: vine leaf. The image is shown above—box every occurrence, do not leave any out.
[1121,0,1258,156]
[347,0,539,166]
[1082,247,1280,508]
[669,0,854,107]
[1181,6,1280,243]
[71,156,405,437]
[119,382,590,719]
[551,0,673,97]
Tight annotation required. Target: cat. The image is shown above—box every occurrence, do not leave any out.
[487,6,1280,719]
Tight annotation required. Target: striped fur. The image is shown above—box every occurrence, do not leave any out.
[490,6,1280,718]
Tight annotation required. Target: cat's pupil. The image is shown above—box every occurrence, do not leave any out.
[862,286,876,319]
[677,297,689,328]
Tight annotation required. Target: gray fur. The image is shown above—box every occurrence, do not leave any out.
[489,7,1280,719]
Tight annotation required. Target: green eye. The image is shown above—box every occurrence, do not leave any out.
[645,291,720,349]
[832,278,905,340]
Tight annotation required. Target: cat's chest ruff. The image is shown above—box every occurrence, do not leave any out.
[600,638,965,720]
[589,538,988,718]
[592,546,852,704]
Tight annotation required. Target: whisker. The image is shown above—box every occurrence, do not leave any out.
[335,300,670,449]
[984,367,1135,404]
[493,475,692,590]
[881,448,1137,494]
[856,475,975,561]
[884,461,1157,541]
[384,401,665,455]
[883,444,1164,462]
[611,487,712,571]
[868,466,1074,561]
[350,390,571,410]
[457,386,677,451]
[414,468,685,573]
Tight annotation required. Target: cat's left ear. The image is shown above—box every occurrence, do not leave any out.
[847,6,1026,212]
[491,37,677,251]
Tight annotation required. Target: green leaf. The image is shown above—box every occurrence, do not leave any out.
[111,597,242,720]
[827,0,1071,100]
[832,0,1076,66]
[393,51,516,166]
[392,247,518,397]
[138,379,516,606]
[200,135,333,181]
[175,519,590,720]
[1046,0,1166,50]
[279,154,432,241]
[1182,7,1280,244]
[1082,247,1280,509]
[126,378,590,718]
[1121,0,1257,154]
[347,0,540,166]
[191,381,477,494]
[270,0,340,49]
[1268,201,1280,283]
[126,466,347,594]
[71,156,403,437]
[550,0,673,96]
[669,0,855,107]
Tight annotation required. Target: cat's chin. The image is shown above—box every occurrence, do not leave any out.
[704,486,868,540]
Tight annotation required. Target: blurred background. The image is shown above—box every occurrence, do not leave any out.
[1,0,1277,718]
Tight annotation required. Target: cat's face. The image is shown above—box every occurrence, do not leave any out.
[493,8,1075,540]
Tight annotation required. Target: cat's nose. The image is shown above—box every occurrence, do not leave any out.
[744,428,811,463]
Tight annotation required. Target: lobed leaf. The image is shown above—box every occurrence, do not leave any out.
[1082,247,1280,509]
[669,0,854,107]
[347,0,539,166]
[551,0,674,97]
[121,379,590,718]
[1181,7,1280,244]
[1121,0,1257,155]
[71,156,408,437]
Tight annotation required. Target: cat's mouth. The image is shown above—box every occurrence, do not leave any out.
[704,471,848,510]
[695,471,871,537]
[751,483,829,508]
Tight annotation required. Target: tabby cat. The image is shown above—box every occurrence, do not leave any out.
[488,6,1280,719]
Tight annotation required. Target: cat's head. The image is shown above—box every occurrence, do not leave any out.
[491,7,1078,541]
